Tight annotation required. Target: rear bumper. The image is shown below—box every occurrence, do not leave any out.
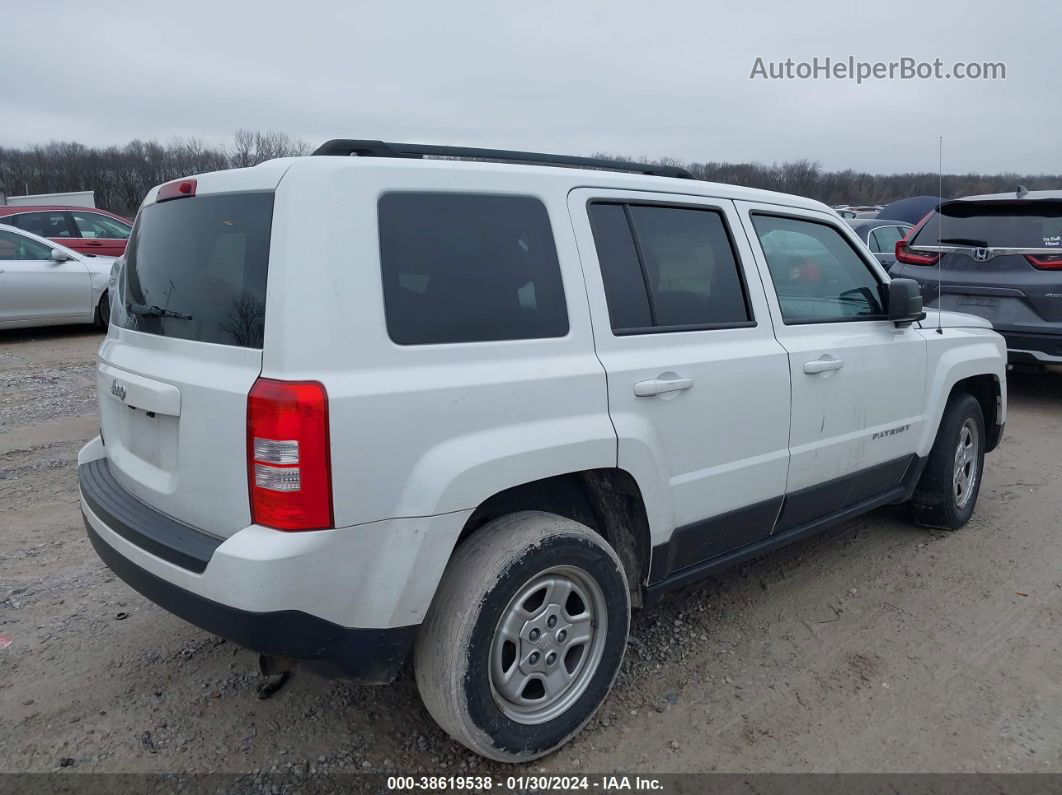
[84,518,415,682]
[78,450,420,683]
[1000,331,1062,364]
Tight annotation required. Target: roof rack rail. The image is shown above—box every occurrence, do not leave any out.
[311,139,694,180]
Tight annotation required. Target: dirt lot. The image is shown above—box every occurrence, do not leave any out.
[1,326,1060,776]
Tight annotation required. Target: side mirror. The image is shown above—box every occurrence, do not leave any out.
[887,278,926,327]
[50,248,72,262]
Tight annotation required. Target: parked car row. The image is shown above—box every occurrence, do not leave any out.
[0,205,132,257]
[0,223,113,329]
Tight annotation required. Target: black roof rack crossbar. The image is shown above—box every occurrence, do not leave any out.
[311,139,694,180]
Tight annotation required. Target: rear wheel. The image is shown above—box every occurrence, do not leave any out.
[911,392,985,529]
[94,291,110,329]
[414,511,629,762]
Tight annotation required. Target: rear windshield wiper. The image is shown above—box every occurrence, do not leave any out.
[128,303,193,321]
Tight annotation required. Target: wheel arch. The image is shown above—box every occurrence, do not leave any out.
[948,373,1004,452]
[455,468,653,608]
[918,335,1006,457]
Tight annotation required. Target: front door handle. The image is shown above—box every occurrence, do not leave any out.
[803,357,844,374]
[634,376,693,397]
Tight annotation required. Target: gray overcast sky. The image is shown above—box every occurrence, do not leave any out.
[3,0,1059,174]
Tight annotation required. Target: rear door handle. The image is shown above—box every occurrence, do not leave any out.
[803,358,844,374]
[634,376,693,397]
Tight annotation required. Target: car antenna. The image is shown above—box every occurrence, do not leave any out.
[936,136,944,335]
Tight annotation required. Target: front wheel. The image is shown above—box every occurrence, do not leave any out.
[911,392,985,529]
[414,512,630,762]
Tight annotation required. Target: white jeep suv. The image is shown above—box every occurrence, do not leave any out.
[79,141,1007,761]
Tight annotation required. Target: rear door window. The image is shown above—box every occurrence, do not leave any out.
[115,193,274,348]
[586,203,653,330]
[378,193,568,345]
[588,202,753,333]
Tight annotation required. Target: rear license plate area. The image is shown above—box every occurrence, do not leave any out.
[955,295,1000,321]
[101,396,178,475]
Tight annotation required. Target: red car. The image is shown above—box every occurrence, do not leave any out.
[0,205,133,257]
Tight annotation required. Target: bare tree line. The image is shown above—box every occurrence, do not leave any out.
[0,131,1058,218]
[596,154,1060,208]
[0,131,311,216]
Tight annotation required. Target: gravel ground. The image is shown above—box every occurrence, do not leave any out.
[1,326,1060,775]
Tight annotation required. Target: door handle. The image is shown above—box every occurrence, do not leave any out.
[86,241,103,247]
[634,376,693,397]
[803,358,844,374]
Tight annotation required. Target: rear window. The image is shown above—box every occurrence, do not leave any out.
[911,200,1062,249]
[378,193,568,345]
[114,193,274,348]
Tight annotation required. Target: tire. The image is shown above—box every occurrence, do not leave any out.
[911,392,985,530]
[94,291,110,329]
[414,511,630,762]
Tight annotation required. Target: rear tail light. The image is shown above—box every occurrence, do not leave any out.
[895,239,940,266]
[895,212,940,266]
[247,378,333,531]
[1026,253,1062,270]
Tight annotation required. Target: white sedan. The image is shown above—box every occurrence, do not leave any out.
[0,223,115,330]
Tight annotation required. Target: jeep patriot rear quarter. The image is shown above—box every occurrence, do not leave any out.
[80,141,1006,762]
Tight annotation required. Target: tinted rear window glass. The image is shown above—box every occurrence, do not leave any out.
[629,205,751,327]
[114,193,273,348]
[587,203,653,330]
[589,202,752,332]
[912,200,1062,249]
[379,193,568,345]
